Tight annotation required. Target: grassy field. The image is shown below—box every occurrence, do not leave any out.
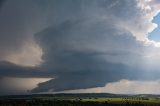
[1,94,160,106]
[80,97,160,105]
[82,97,158,102]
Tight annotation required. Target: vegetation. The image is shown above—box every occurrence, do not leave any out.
[0,94,160,106]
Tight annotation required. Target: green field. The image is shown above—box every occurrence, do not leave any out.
[80,97,160,105]
[1,94,160,106]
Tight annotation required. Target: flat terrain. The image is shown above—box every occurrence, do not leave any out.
[0,93,160,106]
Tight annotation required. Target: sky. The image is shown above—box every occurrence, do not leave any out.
[1,0,160,95]
[149,13,160,41]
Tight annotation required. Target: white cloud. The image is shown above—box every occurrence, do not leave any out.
[108,0,160,46]
[59,79,160,94]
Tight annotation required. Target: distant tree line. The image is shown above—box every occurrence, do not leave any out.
[0,99,159,106]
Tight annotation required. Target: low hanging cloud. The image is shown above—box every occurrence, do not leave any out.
[0,77,51,95]
[58,79,160,94]
[0,0,160,94]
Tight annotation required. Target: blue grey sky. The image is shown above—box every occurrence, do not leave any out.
[149,14,160,41]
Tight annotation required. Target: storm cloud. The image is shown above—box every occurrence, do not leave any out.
[0,0,160,94]
[32,0,160,92]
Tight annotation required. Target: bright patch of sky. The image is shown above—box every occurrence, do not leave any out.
[149,13,160,42]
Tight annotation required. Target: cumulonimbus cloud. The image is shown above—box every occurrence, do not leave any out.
[31,0,160,92]
[1,0,160,94]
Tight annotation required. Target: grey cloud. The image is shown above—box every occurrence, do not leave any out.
[0,0,160,94]
[33,61,151,92]
[0,0,4,8]
[0,0,48,60]
[31,12,157,92]
[0,61,41,78]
